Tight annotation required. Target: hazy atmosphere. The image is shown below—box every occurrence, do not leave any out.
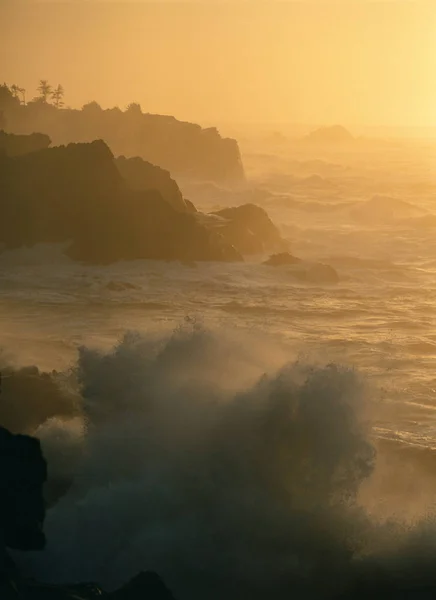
[2,0,436,127]
[2,1,436,600]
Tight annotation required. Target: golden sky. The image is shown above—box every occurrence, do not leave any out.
[1,1,435,127]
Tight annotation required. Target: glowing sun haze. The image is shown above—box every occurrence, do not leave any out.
[1,0,435,127]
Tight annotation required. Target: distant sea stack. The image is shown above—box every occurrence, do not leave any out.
[302,125,355,145]
[0,85,245,184]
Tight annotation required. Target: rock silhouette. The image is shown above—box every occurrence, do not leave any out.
[0,131,51,157]
[210,204,287,255]
[302,125,354,145]
[0,85,244,183]
[0,133,287,264]
[0,416,176,600]
[115,155,189,213]
[0,426,47,552]
[264,252,302,266]
[0,136,243,263]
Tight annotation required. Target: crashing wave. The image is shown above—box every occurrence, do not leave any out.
[2,324,436,599]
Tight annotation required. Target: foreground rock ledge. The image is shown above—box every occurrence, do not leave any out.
[0,423,176,599]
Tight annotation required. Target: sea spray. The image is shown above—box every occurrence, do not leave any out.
[7,323,436,599]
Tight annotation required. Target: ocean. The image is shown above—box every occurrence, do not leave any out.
[3,136,436,598]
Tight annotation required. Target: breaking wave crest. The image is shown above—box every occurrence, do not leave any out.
[6,323,436,599]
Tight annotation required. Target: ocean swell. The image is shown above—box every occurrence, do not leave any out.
[5,324,436,599]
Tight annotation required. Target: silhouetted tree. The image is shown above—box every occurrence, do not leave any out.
[51,84,65,109]
[0,111,5,130]
[10,85,19,99]
[126,102,142,115]
[0,84,20,112]
[18,87,26,106]
[82,101,102,113]
[10,85,26,105]
[37,80,52,103]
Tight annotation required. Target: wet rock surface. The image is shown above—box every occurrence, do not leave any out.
[0,419,176,600]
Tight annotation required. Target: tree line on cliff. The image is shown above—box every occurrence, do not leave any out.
[0,81,244,183]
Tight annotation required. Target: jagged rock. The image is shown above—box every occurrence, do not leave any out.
[1,85,245,183]
[302,125,354,144]
[66,189,242,264]
[0,139,121,247]
[264,252,302,266]
[4,572,176,600]
[184,199,197,213]
[210,204,287,255]
[20,580,105,599]
[0,138,242,264]
[115,156,189,212]
[0,426,47,555]
[110,571,176,600]
[304,263,339,284]
[0,423,177,600]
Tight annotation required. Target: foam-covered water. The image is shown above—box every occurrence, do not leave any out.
[5,325,436,599]
[2,138,436,597]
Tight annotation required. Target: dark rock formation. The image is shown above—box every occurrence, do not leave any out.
[302,125,354,145]
[0,139,122,248]
[0,133,286,264]
[0,366,79,435]
[2,573,177,599]
[0,426,47,554]
[264,252,302,266]
[209,204,288,255]
[303,263,339,284]
[0,85,244,183]
[0,138,242,264]
[115,156,189,212]
[184,199,197,213]
[0,131,51,157]
[110,572,176,600]
[10,572,176,600]
[66,189,242,264]
[0,418,176,600]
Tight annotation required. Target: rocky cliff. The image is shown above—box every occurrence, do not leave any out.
[0,86,245,183]
[0,130,51,157]
[115,155,189,213]
[0,136,243,263]
[0,134,285,264]
[210,204,288,255]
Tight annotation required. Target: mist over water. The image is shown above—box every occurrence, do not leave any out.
[1,323,435,599]
[1,115,436,598]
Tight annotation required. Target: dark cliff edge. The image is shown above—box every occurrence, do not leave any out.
[0,134,285,264]
[0,419,176,600]
[0,131,51,157]
[0,86,245,184]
